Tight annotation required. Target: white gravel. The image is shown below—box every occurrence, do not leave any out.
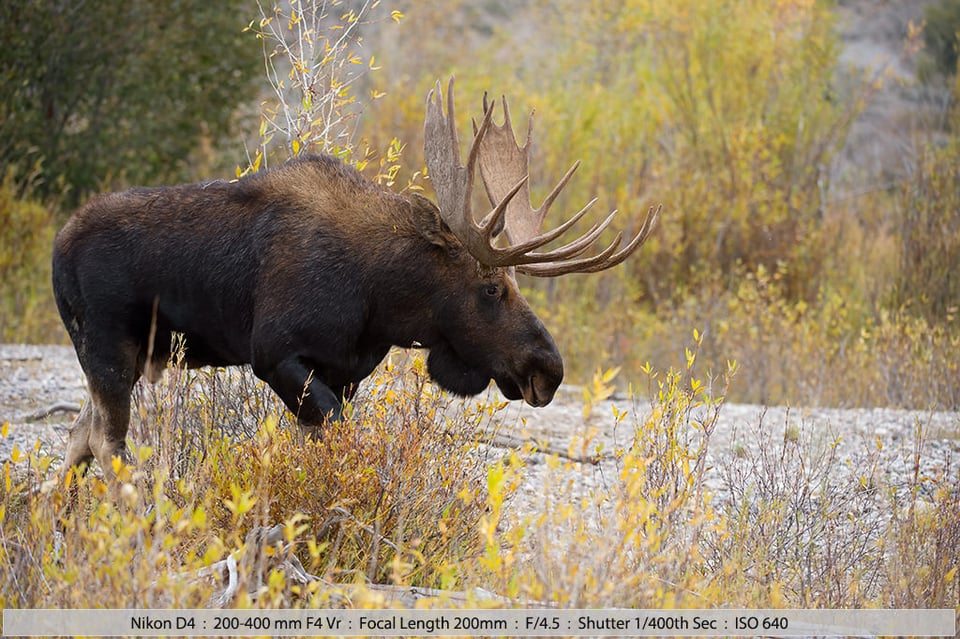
[500,384,960,523]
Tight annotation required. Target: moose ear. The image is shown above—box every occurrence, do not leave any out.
[410,193,461,253]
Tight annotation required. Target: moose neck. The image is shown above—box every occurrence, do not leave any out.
[359,231,454,351]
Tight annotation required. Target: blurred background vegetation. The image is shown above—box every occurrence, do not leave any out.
[1,0,958,409]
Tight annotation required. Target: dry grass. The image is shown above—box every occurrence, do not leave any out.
[0,349,501,608]
[2,342,955,618]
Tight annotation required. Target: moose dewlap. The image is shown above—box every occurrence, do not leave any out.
[52,76,659,480]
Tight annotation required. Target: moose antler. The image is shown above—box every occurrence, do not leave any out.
[423,76,659,275]
[474,92,661,276]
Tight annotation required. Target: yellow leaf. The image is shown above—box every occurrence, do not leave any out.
[137,445,154,463]
[602,366,621,383]
[112,456,133,482]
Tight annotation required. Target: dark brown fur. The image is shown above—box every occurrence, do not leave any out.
[52,154,563,477]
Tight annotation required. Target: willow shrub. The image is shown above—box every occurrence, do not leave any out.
[0,350,498,608]
[891,138,960,324]
[0,171,63,343]
[359,1,898,396]
[367,0,858,298]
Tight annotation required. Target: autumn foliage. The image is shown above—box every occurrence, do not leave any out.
[361,0,958,408]
[1,0,958,618]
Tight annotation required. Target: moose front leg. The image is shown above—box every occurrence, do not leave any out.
[252,355,344,436]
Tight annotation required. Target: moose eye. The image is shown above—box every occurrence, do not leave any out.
[484,284,501,299]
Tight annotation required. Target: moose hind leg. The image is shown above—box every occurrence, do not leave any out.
[62,385,134,481]
[53,385,133,518]
[63,400,95,473]
[85,385,134,480]
[71,337,140,480]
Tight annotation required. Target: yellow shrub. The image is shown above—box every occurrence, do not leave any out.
[0,171,64,342]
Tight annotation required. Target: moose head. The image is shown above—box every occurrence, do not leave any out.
[421,77,659,405]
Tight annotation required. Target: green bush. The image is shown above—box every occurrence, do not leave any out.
[921,0,960,79]
[0,0,261,204]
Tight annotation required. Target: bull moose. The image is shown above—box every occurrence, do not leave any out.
[52,77,659,479]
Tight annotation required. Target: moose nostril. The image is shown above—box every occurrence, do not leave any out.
[527,373,558,407]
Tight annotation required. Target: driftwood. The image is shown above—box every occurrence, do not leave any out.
[480,430,612,465]
[168,524,528,609]
[22,402,82,422]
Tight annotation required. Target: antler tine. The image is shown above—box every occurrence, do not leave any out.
[480,91,527,148]
[464,89,496,185]
[487,205,616,268]
[424,78,469,235]
[520,207,616,262]
[524,232,626,275]
[518,204,662,276]
[499,197,597,257]
[536,159,580,223]
[480,174,530,248]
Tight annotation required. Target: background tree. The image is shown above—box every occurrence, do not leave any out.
[0,0,261,206]
[920,0,960,80]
